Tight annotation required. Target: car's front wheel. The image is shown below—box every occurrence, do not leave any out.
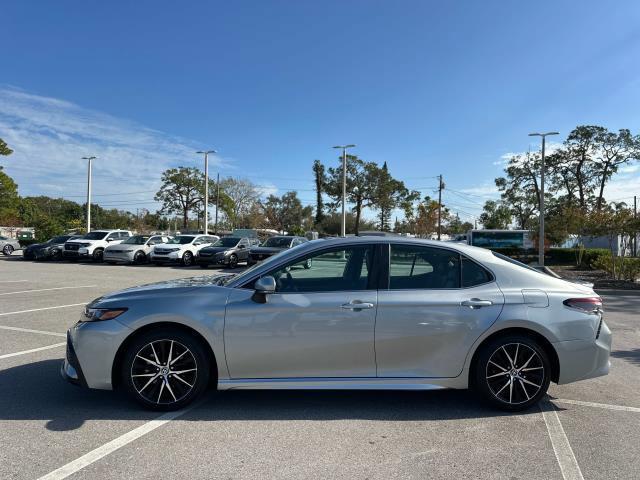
[226,254,238,269]
[473,334,551,411]
[92,248,104,262]
[121,328,211,411]
[182,251,194,266]
[2,245,14,256]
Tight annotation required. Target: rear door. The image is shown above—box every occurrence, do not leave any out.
[375,243,504,378]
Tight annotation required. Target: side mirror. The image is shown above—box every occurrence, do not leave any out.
[106,238,114,242]
[254,276,276,294]
[238,244,245,249]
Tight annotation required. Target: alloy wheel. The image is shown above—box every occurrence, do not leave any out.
[485,342,545,405]
[228,254,238,269]
[3,245,14,256]
[130,339,198,405]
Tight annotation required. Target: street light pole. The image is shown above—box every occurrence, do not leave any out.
[332,144,356,237]
[196,150,216,234]
[81,156,96,233]
[528,131,559,266]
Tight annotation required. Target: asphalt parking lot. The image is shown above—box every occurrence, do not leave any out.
[1,253,639,480]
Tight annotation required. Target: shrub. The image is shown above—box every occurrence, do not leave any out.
[591,252,640,281]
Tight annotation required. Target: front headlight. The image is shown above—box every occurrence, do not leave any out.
[81,307,128,322]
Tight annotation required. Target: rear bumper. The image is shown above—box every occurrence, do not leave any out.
[554,320,612,384]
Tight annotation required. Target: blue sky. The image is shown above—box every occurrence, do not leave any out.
[2,1,640,223]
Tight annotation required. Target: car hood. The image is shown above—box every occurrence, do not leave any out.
[67,239,101,245]
[91,274,236,305]
[200,246,233,254]
[251,246,285,254]
[26,242,49,250]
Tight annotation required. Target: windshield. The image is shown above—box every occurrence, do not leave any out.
[263,237,292,248]
[83,231,108,240]
[167,236,194,245]
[491,251,543,274]
[51,236,70,244]
[123,235,150,245]
[213,237,241,247]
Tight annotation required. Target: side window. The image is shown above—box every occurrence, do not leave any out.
[389,245,460,289]
[265,246,374,293]
[107,233,118,241]
[461,256,493,287]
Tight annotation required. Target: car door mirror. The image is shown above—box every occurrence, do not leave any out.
[255,276,276,293]
[106,238,114,242]
[238,244,245,249]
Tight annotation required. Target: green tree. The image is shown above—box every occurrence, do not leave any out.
[495,152,541,229]
[479,200,511,229]
[0,138,13,160]
[368,162,411,231]
[312,160,325,225]
[154,167,204,229]
[0,170,20,224]
[263,191,313,234]
[218,177,259,229]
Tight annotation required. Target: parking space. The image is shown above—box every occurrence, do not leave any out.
[1,256,639,479]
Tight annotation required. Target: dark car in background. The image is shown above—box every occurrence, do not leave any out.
[23,235,82,261]
[196,236,259,269]
[247,235,308,266]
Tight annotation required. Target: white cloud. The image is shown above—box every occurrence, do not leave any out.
[0,86,227,211]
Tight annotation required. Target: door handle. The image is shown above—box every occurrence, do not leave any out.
[461,299,493,309]
[341,301,375,310]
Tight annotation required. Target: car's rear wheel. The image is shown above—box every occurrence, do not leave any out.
[121,329,210,411]
[227,254,238,269]
[182,251,193,266]
[473,334,550,411]
[2,245,14,256]
[51,249,62,261]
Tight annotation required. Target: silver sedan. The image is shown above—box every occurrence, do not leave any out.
[62,236,611,411]
[0,235,21,256]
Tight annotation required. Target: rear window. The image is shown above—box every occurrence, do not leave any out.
[461,256,493,287]
[491,251,543,274]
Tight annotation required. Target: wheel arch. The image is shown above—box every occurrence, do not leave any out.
[468,327,560,385]
[111,321,219,390]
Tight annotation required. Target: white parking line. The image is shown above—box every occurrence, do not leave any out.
[0,342,66,360]
[0,285,97,296]
[0,303,86,317]
[0,280,28,283]
[555,398,640,414]
[0,325,66,337]
[37,404,198,480]
[540,401,584,480]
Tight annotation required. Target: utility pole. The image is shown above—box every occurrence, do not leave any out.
[529,131,559,266]
[196,150,216,235]
[82,156,96,233]
[634,195,637,256]
[437,174,443,240]
[332,144,356,237]
[214,173,220,235]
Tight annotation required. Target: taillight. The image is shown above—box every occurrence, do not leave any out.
[563,297,603,314]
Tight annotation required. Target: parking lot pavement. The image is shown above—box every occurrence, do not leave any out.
[0,257,639,479]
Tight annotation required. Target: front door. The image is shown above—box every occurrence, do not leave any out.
[224,244,378,379]
[375,244,504,378]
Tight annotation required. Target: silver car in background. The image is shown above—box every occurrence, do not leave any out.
[62,237,610,412]
[104,235,171,265]
[0,235,21,256]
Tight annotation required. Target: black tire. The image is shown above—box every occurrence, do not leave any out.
[472,333,551,411]
[2,245,14,256]
[182,251,194,267]
[133,250,147,265]
[92,248,104,262]
[51,249,62,261]
[121,328,211,411]
[226,254,238,269]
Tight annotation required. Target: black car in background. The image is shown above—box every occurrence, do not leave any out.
[23,235,82,261]
[247,235,308,266]
[196,236,259,269]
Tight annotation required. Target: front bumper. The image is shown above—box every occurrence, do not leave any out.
[150,253,181,264]
[61,319,132,390]
[554,319,612,384]
[63,250,91,259]
[196,253,229,266]
[104,251,135,263]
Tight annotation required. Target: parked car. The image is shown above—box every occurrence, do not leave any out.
[61,236,611,412]
[247,235,308,265]
[196,236,259,269]
[63,230,132,262]
[0,236,21,256]
[104,235,171,265]
[149,234,218,266]
[23,235,82,261]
